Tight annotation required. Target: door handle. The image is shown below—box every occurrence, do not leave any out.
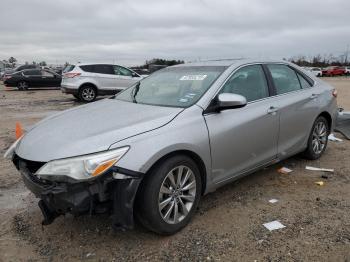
[267,106,278,115]
[310,94,319,99]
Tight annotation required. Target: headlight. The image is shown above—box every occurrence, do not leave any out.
[36,147,129,181]
[3,136,23,159]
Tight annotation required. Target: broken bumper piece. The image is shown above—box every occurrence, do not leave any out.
[13,154,143,230]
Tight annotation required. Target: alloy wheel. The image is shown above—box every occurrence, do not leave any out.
[18,81,28,90]
[311,121,327,155]
[158,165,196,224]
[81,87,95,101]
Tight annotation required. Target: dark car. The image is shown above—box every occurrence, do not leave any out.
[4,69,62,90]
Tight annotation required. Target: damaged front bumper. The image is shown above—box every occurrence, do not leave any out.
[13,154,143,230]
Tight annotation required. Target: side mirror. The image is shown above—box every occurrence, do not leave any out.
[132,72,139,78]
[216,93,247,111]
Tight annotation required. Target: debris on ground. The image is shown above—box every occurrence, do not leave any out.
[263,220,286,231]
[328,133,343,142]
[315,181,325,186]
[305,166,334,172]
[86,252,95,258]
[278,167,293,174]
[268,199,279,204]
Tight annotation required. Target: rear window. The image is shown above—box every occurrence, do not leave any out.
[63,65,75,73]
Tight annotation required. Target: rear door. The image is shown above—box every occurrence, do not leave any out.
[265,64,320,157]
[22,69,43,87]
[112,65,142,89]
[204,64,279,184]
[91,64,116,90]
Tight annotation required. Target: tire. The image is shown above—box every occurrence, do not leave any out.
[17,81,29,90]
[78,85,97,102]
[302,116,329,160]
[136,155,202,235]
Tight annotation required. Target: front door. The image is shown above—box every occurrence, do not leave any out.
[204,64,279,184]
[113,65,141,90]
[22,69,43,87]
[41,70,61,87]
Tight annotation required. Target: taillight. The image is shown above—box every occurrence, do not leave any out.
[332,89,338,98]
[64,72,81,78]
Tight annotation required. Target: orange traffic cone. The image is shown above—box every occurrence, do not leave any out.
[15,122,24,139]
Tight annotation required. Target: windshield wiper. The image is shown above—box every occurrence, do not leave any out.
[131,82,140,103]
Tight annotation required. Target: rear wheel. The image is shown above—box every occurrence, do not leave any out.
[136,155,202,235]
[302,116,329,160]
[17,81,29,90]
[79,85,97,102]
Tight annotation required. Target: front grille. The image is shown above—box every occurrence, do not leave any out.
[13,155,52,186]
[23,159,45,174]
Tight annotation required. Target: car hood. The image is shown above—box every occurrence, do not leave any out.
[16,99,183,162]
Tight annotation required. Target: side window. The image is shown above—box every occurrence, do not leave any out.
[113,65,133,77]
[93,64,114,75]
[297,73,312,89]
[23,70,41,76]
[42,70,55,77]
[220,64,269,102]
[268,64,301,95]
[79,65,94,73]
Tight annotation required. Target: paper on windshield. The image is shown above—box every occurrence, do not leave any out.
[180,75,207,81]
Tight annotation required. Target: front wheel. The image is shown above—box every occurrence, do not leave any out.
[302,116,329,160]
[136,155,202,235]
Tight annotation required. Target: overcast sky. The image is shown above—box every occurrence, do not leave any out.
[1,0,349,66]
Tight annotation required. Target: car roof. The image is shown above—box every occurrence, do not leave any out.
[172,58,293,67]
[76,62,126,66]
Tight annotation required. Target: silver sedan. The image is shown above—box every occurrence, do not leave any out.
[5,59,338,235]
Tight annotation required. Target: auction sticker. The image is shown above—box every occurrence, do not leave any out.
[180,75,207,81]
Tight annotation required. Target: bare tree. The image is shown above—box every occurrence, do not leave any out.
[8,57,17,68]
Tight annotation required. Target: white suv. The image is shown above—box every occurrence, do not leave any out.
[61,63,143,102]
[344,66,350,75]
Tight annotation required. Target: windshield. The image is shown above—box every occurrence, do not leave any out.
[115,66,226,108]
[63,65,75,73]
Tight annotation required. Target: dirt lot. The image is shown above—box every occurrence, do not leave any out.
[0,78,350,261]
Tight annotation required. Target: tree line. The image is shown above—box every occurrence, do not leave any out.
[287,54,350,68]
[2,57,50,68]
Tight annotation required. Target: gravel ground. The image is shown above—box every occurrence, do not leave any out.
[0,78,350,261]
